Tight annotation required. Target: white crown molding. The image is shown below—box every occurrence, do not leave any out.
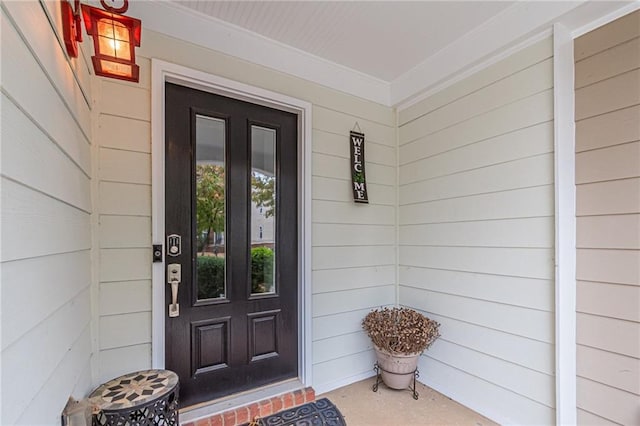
[126,0,391,105]
[394,28,553,113]
[128,1,636,108]
[392,0,638,107]
[390,1,584,106]
[571,0,640,38]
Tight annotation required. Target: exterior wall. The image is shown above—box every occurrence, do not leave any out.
[397,38,556,424]
[574,11,640,426]
[94,57,154,383]
[94,29,396,393]
[1,1,94,424]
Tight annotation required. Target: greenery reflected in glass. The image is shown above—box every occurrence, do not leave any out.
[197,256,225,299]
[251,246,274,294]
[196,164,226,300]
[250,125,276,296]
[196,165,225,253]
[251,172,275,218]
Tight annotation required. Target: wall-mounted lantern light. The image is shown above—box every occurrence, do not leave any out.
[61,0,142,83]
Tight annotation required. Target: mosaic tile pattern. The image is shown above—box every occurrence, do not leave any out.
[90,370,179,410]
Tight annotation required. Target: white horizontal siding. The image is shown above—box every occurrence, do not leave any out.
[1,8,90,172]
[399,267,553,311]
[399,89,553,165]
[312,265,395,294]
[313,176,395,206]
[419,356,555,425]
[399,37,553,125]
[313,129,395,167]
[1,251,91,350]
[313,308,382,341]
[400,287,554,344]
[98,344,152,384]
[313,199,395,225]
[0,2,93,424]
[99,216,151,249]
[399,58,553,142]
[399,217,553,248]
[424,312,554,376]
[94,59,154,378]
[576,105,640,153]
[1,95,91,211]
[400,121,554,185]
[1,178,91,262]
[2,291,91,422]
[99,281,152,316]
[397,38,555,425]
[575,12,640,425]
[399,185,554,225]
[97,114,151,153]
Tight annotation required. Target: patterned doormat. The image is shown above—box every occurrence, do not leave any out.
[245,398,346,426]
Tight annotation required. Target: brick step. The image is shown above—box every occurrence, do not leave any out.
[184,387,316,426]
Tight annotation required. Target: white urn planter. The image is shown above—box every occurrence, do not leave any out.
[362,307,441,400]
[373,346,421,390]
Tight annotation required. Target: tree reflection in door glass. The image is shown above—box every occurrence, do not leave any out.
[251,126,276,295]
[195,115,226,300]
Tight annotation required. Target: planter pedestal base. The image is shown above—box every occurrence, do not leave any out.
[372,363,420,400]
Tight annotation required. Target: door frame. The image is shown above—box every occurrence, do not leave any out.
[150,59,313,390]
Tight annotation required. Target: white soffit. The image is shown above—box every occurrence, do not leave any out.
[175,1,514,82]
[130,1,635,107]
[127,0,391,105]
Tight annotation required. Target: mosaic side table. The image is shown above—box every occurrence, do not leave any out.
[89,369,179,426]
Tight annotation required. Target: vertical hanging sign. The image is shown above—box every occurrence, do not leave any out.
[350,130,369,203]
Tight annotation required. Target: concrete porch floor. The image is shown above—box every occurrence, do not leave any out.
[320,378,498,426]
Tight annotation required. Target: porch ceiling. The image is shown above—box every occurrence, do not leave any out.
[136,1,632,105]
[172,1,514,82]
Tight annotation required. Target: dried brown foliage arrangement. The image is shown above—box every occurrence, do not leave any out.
[362,307,440,354]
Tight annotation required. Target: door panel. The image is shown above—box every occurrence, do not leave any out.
[165,83,298,408]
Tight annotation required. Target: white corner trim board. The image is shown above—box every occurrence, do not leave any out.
[150,59,314,387]
[553,23,577,426]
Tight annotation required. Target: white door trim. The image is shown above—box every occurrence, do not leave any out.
[150,59,313,388]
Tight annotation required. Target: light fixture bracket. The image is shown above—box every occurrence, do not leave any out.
[61,0,82,58]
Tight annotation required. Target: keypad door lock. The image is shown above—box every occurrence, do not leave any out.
[167,234,181,257]
[167,263,181,318]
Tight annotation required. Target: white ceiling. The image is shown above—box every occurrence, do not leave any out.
[131,1,636,105]
[174,1,515,82]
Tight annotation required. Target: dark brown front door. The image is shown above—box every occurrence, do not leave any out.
[164,83,298,408]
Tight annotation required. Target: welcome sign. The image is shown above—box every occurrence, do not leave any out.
[350,130,369,203]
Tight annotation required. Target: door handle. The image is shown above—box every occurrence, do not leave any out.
[167,264,181,318]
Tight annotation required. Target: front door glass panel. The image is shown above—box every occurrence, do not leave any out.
[195,114,226,300]
[250,125,276,295]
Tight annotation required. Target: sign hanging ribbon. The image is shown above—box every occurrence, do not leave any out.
[350,130,369,203]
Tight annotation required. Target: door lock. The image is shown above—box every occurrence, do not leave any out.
[167,234,181,257]
[167,263,181,318]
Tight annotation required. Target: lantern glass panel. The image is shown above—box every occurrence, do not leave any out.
[112,21,129,42]
[97,19,115,39]
[96,19,131,60]
[115,40,131,60]
[98,35,116,57]
[97,35,131,60]
[100,60,132,78]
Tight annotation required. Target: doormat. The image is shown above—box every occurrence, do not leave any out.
[245,398,346,426]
